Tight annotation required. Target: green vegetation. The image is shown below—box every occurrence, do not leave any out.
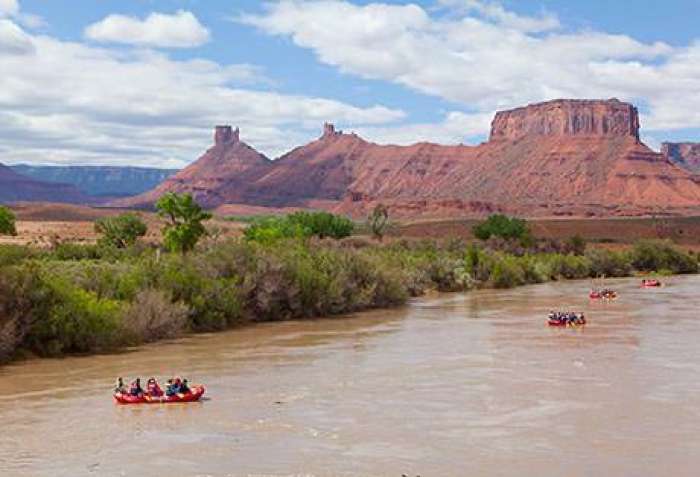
[156,193,212,254]
[0,217,696,364]
[369,204,390,241]
[94,213,148,248]
[0,206,17,236]
[244,211,354,244]
[473,214,531,242]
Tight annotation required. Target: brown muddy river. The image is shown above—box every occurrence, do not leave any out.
[2,276,700,476]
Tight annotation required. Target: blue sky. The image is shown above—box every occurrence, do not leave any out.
[0,0,698,167]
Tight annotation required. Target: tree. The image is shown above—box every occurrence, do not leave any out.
[0,206,17,236]
[287,211,354,239]
[368,204,389,241]
[156,193,212,254]
[473,214,530,242]
[94,213,147,248]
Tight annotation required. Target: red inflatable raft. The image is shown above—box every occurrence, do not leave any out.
[114,385,205,405]
[548,319,586,327]
[641,279,662,288]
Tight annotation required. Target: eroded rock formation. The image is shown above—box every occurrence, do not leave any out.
[489,98,640,142]
[122,100,700,218]
[662,142,700,173]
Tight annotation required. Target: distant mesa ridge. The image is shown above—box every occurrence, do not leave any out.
[662,142,700,173]
[489,98,640,142]
[109,99,700,218]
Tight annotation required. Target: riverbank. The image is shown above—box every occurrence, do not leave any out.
[0,237,697,363]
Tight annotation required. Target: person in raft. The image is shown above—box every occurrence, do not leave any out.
[128,378,144,397]
[114,377,127,394]
[146,377,164,397]
[165,378,180,397]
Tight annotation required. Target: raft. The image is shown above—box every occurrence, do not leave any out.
[548,319,586,327]
[641,280,662,288]
[589,290,617,300]
[114,385,205,405]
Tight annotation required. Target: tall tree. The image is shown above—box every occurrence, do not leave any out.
[0,206,17,236]
[156,193,212,254]
[369,204,389,241]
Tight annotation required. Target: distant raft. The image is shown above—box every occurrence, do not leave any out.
[548,312,586,327]
[589,289,617,300]
[114,385,205,405]
[641,279,662,288]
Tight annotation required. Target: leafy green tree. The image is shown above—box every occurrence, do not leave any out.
[0,206,17,236]
[94,213,147,248]
[288,211,354,239]
[473,214,531,242]
[243,211,354,244]
[156,193,212,254]
[243,216,309,244]
[369,204,389,241]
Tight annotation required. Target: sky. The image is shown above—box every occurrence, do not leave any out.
[0,0,699,168]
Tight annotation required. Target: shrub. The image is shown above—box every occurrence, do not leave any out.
[0,245,36,267]
[368,204,390,241]
[585,248,632,277]
[473,214,531,242]
[25,275,123,355]
[489,254,526,288]
[0,206,16,236]
[244,216,309,244]
[0,265,48,361]
[288,211,354,239]
[566,235,587,256]
[629,240,698,274]
[244,212,354,244]
[95,213,147,248]
[121,289,189,343]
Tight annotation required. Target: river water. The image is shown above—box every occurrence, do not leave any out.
[1,276,700,476]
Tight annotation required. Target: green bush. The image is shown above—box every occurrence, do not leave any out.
[0,206,16,236]
[585,248,632,277]
[25,275,123,355]
[473,214,531,242]
[244,212,354,244]
[0,245,36,267]
[629,240,698,274]
[95,213,147,248]
[288,211,354,239]
[243,216,309,244]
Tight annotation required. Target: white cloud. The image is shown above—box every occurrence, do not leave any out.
[0,0,18,17]
[0,20,405,167]
[438,0,560,33]
[358,111,492,146]
[0,18,33,54]
[85,10,211,48]
[242,0,700,136]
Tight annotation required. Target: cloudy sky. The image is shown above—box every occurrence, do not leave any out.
[1,0,698,168]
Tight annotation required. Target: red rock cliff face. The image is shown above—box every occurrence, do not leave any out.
[117,126,272,208]
[489,99,640,142]
[662,142,700,172]
[123,100,700,218]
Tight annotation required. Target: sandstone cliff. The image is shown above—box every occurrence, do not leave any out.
[119,126,272,208]
[662,142,700,173]
[124,99,700,218]
[489,98,640,142]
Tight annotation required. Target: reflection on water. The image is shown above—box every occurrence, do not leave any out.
[2,276,700,476]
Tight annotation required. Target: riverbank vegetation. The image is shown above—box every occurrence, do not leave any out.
[0,205,697,363]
